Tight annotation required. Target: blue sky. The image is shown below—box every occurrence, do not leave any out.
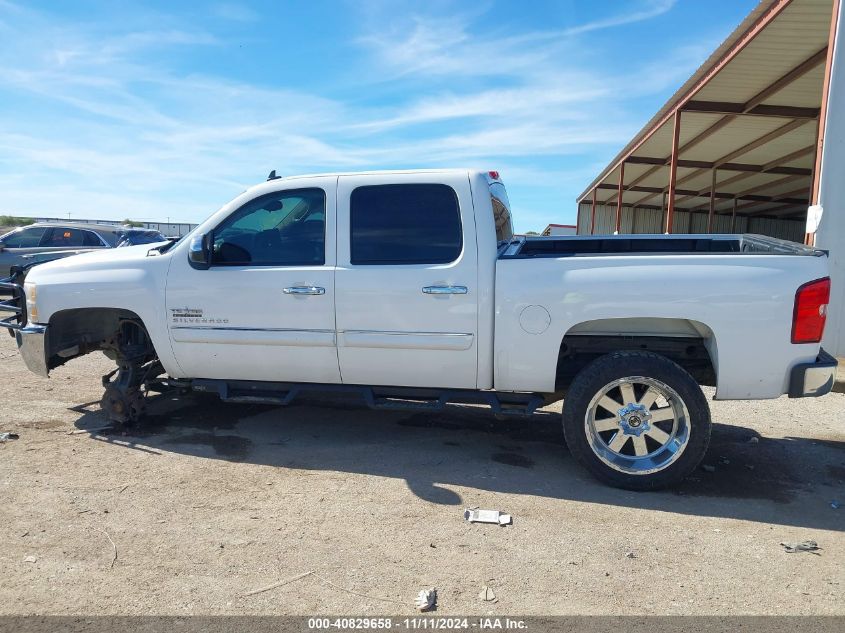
[0,0,758,232]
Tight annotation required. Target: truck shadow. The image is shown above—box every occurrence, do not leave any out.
[71,391,845,532]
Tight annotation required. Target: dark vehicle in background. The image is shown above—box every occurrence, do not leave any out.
[116,229,170,247]
[0,223,166,277]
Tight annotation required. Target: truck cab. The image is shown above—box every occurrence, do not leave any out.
[167,170,510,389]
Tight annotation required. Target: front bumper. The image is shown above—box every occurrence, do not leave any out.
[788,348,838,398]
[14,324,49,378]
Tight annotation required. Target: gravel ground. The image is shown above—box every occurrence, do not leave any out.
[0,333,842,615]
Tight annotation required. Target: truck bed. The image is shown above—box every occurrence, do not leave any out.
[494,232,830,397]
[499,233,826,259]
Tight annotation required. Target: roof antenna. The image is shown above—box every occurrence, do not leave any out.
[267,170,281,181]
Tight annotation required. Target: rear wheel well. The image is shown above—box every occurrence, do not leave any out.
[46,308,155,371]
[555,334,716,392]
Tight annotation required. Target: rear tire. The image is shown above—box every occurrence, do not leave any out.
[562,351,711,490]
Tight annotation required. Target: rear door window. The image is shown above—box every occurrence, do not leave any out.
[82,231,103,246]
[350,184,462,265]
[82,230,105,246]
[42,227,87,247]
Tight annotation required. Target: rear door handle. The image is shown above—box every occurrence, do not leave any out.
[422,285,468,295]
[283,286,326,295]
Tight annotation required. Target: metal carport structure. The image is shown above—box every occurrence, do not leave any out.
[576,0,840,245]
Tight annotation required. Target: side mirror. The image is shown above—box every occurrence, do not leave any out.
[0,243,5,252]
[188,232,212,270]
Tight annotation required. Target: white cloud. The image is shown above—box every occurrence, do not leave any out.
[348,80,611,133]
[210,3,259,23]
[356,13,558,79]
[356,0,678,79]
[563,0,676,36]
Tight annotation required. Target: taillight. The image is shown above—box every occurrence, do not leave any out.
[791,277,830,344]
[488,170,500,180]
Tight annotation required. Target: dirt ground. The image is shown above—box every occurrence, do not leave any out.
[0,333,843,616]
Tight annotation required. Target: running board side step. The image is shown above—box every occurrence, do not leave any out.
[190,379,545,417]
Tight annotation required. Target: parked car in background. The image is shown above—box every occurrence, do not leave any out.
[115,229,171,248]
[0,223,166,277]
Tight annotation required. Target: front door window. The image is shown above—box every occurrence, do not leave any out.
[1,226,48,248]
[212,189,326,266]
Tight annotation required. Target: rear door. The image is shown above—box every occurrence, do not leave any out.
[20,226,108,269]
[335,172,479,389]
[40,226,108,250]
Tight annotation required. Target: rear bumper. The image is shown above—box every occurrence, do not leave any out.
[14,324,49,378]
[788,348,837,398]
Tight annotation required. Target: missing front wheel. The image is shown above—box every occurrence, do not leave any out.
[100,385,147,425]
[99,319,161,425]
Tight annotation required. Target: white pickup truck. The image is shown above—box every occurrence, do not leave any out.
[0,169,837,489]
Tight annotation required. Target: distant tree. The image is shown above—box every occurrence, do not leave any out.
[122,218,144,228]
[0,215,35,227]
[525,230,540,235]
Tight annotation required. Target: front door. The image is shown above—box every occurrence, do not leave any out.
[0,226,49,277]
[166,177,340,384]
[334,173,479,389]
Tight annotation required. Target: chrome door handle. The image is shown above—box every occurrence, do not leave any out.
[422,285,468,295]
[283,286,325,295]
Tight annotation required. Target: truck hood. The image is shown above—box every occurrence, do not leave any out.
[25,242,169,282]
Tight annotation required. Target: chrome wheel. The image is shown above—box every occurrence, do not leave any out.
[584,376,691,475]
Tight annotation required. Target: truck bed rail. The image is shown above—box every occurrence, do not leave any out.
[499,233,827,259]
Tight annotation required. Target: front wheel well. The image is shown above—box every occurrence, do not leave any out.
[46,308,155,371]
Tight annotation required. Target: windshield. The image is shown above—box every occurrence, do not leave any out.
[117,230,167,247]
[151,225,196,253]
